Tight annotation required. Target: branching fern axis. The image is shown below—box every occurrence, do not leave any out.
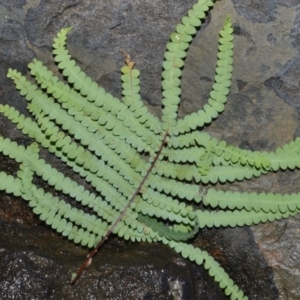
[1,0,300,299]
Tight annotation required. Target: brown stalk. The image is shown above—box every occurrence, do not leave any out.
[70,130,168,284]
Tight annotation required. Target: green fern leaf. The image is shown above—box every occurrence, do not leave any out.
[2,0,300,298]
[172,15,233,135]
[138,214,199,242]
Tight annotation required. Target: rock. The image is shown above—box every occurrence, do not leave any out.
[0,0,299,299]
[0,218,199,300]
[0,213,277,299]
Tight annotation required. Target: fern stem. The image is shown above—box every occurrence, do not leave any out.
[70,131,169,284]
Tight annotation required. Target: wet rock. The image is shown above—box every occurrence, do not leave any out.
[0,213,277,299]
[0,219,197,300]
[0,0,299,299]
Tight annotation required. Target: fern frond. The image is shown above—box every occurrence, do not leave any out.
[18,163,106,247]
[146,174,201,202]
[165,240,248,300]
[0,104,137,199]
[7,70,146,183]
[0,171,24,197]
[137,192,196,224]
[172,15,233,135]
[52,28,162,145]
[28,59,154,154]
[167,131,201,149]
[161,0,215,131]
[0,136,128,227]
[200,137,271,170]
[0,103,200,230]
[203,188,300,214]
[134,201,194,227]
[268,139,300,171]
[1,164,151,247]
[163,146,206,163]
[199,164,264,184]
[120,59,161,134]
[3,0,299,297]
[196,208,298,228]
[22,147,162,246]
[138,214,199,242]
[153,160,201,182]
[0,106,184,246]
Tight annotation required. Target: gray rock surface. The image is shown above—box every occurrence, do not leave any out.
[0,0,299,299]
[184,1,300,299]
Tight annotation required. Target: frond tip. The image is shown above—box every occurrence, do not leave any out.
[172,13,234,135]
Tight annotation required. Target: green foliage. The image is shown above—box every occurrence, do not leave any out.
[137,213,199,242]
[1,0,300,299]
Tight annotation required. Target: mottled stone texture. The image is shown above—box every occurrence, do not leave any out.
[0,0,299,299]
[183,1,300,299]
